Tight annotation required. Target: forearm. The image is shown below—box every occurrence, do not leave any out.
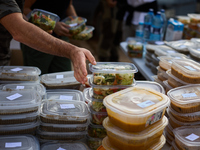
[66,0,77,16]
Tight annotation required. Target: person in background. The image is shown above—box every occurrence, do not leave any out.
[21,0,77,74]
[0,0,96,84]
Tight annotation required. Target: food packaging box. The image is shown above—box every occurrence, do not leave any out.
[0,135,40,150]
[165,130,174,145]
[150,63,157,74]
[0,79,40,85]
[83,88,92,104]
[166,121,175,138]
[163,81,173,94]
[188,14,200,24]
[0,66,41,81]
[89,62,138,85]
[126,37,143,58]
[103,87,170,132]
[157,67,168,81]
[72,25,94,40]
[167,84,200,113]
[102,116,167,150]
[151,54,159,66]
[40,71,81,89]
[0,90,41,115]
[154,46,177,57]
[62,16,87,35]
[171,59,200,83]
[176,16,190,24]
[88,123,107,138]
[146,44,171,54]
[152,75,165,88]
[29,9,59,31]
[189,47,200,61]
[86,134,103,150]
[90,106,108,125]
[171,140,179,150]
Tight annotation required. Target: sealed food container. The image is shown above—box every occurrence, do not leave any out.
[171,59,200,83]
[40,71,81,89]
[0,90,41,115]
[29,9,59,31]
[83,88,92,104]
[167,84,200,113]
[135,81,165,94]
[152,75,165,88]
[154,47,177,57]
[188,13,200,23]
[146,51,153,58]
[126,37,143,58]
[72,25,94,40]
[189,47,200,61]
[41,142,89,150]
[171,140,179,150]
[145,58,152,68]
[174,126,200,150]
[0,79,40,84]
[166,122,175,138]
[103,116,168,150]
[157,66,168,81]
[0,135,39,150]
[62,16,87,35]
[176,16,190,24]
[0,120,39,135]
[86,134,103,150]
[89,62,138,85]
[88,123,107,138]
[159,56,181,71]
[40,100,90,124]
[90,107,108,125]
[151,54,159,66]
[150,63,157,75]
[103,87,170,132]
[165,130,174,145]
[92,99,106,112]
[0,66,41,81]
[145,54,152,62]
[146,44,171,54]
[163,81,173,94]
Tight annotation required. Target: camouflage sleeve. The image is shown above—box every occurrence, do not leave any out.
[0,0,22,20]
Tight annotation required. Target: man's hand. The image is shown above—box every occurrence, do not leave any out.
[53,22,72,37]
[106,0,117,8]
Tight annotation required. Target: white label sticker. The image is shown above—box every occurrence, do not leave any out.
[136,42,142,45]
[182,93,197,98]
[5,142,22,148]
[137,100,155,108]
[146,110,163,127]
[102,68,115,71]
[6,93,22,101]
[175,57,181,59]
[69,23,78,27]
[179,45,186,48]
[56,75,64,79]
[185,133,199,141]
[167,50,175,53]
[197,49,200,51]
[59,95,73,100]
[60,104,75,109]
[155,41,164,45]
[168,61,172,64]
[16,86,25,89]
[57,147,66,150]
[184,66,196,71]
[10,67,23,72]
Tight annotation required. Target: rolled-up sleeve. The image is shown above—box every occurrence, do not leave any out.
[127,0,155,7]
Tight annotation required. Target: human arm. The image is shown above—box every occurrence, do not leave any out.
[106,0,117,8]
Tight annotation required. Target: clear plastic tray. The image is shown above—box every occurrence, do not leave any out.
[171,140,179,150]
[0,90,41,115]
[89,62,138,85]
[91,99,106,112]
[40,71,81,89]
[151,54,159,66]
[158,56,174,71]
[40,100,90,124]
[62,16,87,35]
[176,15,190,24]
[188,13,200,23]
[83,88,92,104]
[167,84,200,113]
[171,59,200,83]
[90,106,108,125]
[154,46,177,57]
[163,81,173,94]
[103,87,170,132]
[88,123,107,138]
[146,44,171,54]
[145,54,152,62]
[86,134,103,150]
[0,66,41,81]
[165,130,174,145]
[189,47,200,60]
[152,75,166,88]
[157,66,168,81]
[72,25,94,40]
[102,116,168,150]
[0,79,40,84]
[0,135,40,150]
[150,63,157,75]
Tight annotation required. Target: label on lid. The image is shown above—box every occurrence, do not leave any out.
[59,95,73,100]
[16,86,25,89]
[6,93,22,101]
[168,61,172,64]
[197,49,200,51]
[60,104,75,109]
[145,110,163,127]
[57,147,66,150]
[137,100,155,108]
[167,50,175,53]
[69,23,78,27]
[179,45,186,48]
[5,142,22,148]
[185,133,199,141]
[182,93,197,98]
[102,68,115,71]
[155,41,164,45]
[10,67,23,72]
[175,57,181,59]
[184,66,196,71]
[56,75,64,79]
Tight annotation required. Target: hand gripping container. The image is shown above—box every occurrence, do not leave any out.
[29,9,60,31]
[88,123,107,138]
[0,66,41,81]
[173,126,200,150]
[0,135,40,150]
[72,25,95,40]
[40,100,90,124]
[89,62,138,85]
[167,84,200,113]
[171,59,200,83]
[0,90,41,115]
[103,87,170,132]
[102,116,168,150]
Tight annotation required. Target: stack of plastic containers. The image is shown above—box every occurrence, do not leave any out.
[102,86,170,150]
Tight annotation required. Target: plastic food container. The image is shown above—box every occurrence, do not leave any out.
[83,88,92,104]
[89,62,138,85]
[159,56,175,71]
[62,16,87,35]
[145,54,152,62]
[103,87,170,132]
[0,66,41,81]
[103,116,168,150]
[166,121,175,138]
[171,140,179,150]
[145,58,152,68]
[152,75,165,88]
[154,47,177,57]
[72,25,94,40]
[188,13,200,23]
[171,59,200,83]
[92,99,106,112]
[150,63,157,75]
[126,37,143,58]
[157,66,168,81]
[0,135,40,150]
[146,44,170,54]
[151,54,159,66]
[88,123,107,138]
[135,81,165,94]
[0,90,41,115]
[189,47,200,61]
[86,134,103,150]
[176,16,190,24]
[167,84,200,113]
[40,100,90,124]
[40,71,81,89]
[163,81,173,94]
[0,120,39,135]
[90,107,108,125]
[165,130,174,145]
[0,79,40,84]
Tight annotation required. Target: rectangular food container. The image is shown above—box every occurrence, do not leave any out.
[83,88,92,104]
[90,106,108,125]
[152,75,166,88]
[157,66,168,81]
[0,90,41,115]
[72,25,94,40]
[0,79,40,85]
[163,81,173,94]
[40,71,81,89]
[154,46,177,57]
[29,9,60,31]
[150,62,157,75]
[167,84,200,113]
[171,59,200,83]
[86,134,103,150]
[165,129,174,145]
[0,135,40,150]
[62,16,87,35]
[91,99,106,112]
[40,100,90,124]
[151,54,159,66]
[126,37,143,58]
[103,87,170,132]
[189,47,200,61]
[88,123,107,138]
[102,116,168,150]
[0,66,41,81]
[89,62,138,85]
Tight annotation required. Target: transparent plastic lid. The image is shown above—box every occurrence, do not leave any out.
[163,80,173,90]
[189,47,200,59]
[0,135,39,150]
[146,44,171,53]
[78,26,94,34]
[103,87,170,117]
[83,88,92,104]
[135,81,165,94]
[154,46,177,56]
[30,9,60,21]
[62,16,87,30]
